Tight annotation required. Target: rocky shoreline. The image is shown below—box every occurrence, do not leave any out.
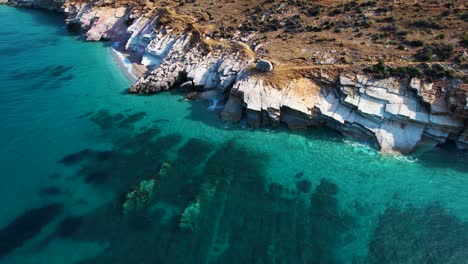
[3,0,467,154]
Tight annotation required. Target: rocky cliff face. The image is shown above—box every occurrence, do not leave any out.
[3,0,467,154]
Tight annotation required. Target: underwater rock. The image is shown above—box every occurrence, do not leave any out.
[306,178,355,263]
[121,160,172,214]
[368,204,468,264]
[122,179,156,214]
[179,200,201,232]
[157,161,171,178]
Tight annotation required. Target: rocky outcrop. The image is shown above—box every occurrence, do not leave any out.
[127,24,466,153]
[3,0,467,154]
[320,75,464,153]
[128,34,250,94]
[121,161,171,214]
[226,76,321,128]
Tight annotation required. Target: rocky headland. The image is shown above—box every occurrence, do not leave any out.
[3,0,467,154]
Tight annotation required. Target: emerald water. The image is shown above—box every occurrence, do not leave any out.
[1,6,468,264]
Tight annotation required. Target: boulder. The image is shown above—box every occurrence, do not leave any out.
[179,200,200,232]
[221,94,243,122]
[122,179,156,214]
[256,59,273,72]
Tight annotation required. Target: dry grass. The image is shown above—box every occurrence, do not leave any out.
[102,0,466,85]
[173,0,466,68]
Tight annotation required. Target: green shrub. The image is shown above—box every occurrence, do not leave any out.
[411,19,444,29]
[306,6,321,17]
[415,43,454,61]
[444,2,454,8]
[405,39,424,47]
[377,16,395,23]
[461,13,468,22]
[461,32,468,47]
[421,64,454,80]
[363,61,421,78]
[360,0,376,7]
[397,30,409,36]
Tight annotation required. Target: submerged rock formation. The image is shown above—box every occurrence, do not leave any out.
[122,161,171,214]
[3,0,467,154]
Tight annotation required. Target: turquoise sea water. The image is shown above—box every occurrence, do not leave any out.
[1,6,468,264]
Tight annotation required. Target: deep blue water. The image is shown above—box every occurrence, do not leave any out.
[1,6,468,264]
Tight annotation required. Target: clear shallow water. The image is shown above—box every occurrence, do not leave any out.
[0,6,468,264]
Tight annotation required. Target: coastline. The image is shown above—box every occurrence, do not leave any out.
[110,44,147,83]
[3,0,466,154]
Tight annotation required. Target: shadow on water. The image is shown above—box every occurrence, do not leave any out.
[39,186,62,197]
[3,102,465,263]
[57,109,183,194]
[56,216,83,238]
[7,65,75,90]
[10,65,74,80]
[13,8,67,35]
[0,8,66,58]
[89,109,147,131]
[0,38,59,58]
[0,204,63,258]
[415,141,468,173]
[368,203,468,264]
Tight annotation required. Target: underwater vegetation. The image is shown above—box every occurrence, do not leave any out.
[57,128,359,264]
[1,108,467,263]
[368,203,468,264]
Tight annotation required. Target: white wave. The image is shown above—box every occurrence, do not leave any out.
[111,48,138,80]
[344,140,378,156]
[392,154,418,163]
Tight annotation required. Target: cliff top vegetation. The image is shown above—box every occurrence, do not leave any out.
[80,0,467,84]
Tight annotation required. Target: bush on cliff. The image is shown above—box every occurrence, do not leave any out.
[364,61,421,78]
[421,63,454,80]
[415,43,454,61]
[460,32,468,47]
